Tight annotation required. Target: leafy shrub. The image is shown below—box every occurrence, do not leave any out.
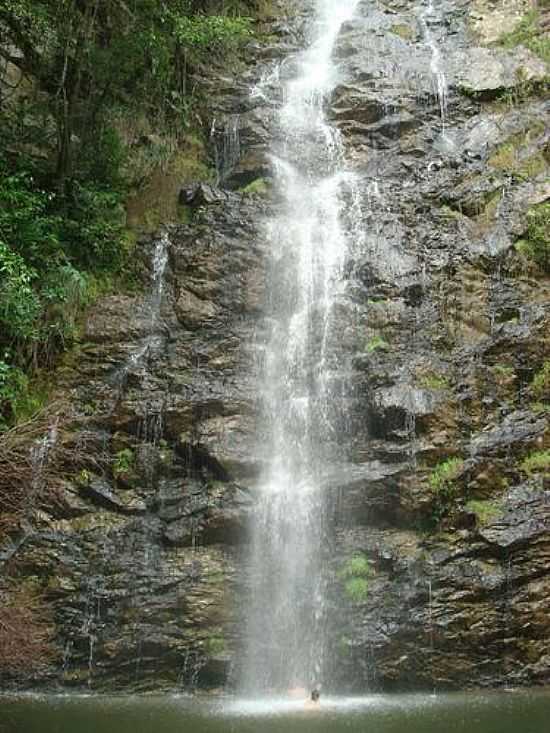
[113,448,136,478]
[172,12,252,50]
[61,184,126,272]
[0,361,28,428]
[429,457,464,495]
[341,553,372,603]
[0,241,41,343]
[0,166,62,268]
[0,148,126,425]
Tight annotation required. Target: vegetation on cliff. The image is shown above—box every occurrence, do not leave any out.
[0,0,256,428]
[0,0,263,680]
[497,8,550,64]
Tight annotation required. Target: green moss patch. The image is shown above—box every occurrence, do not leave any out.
[497,10,550,64]
[519,450,550,477]
[514,202,549,274]
[531,361,550,399]
[205,635,226,656]
[341,554,371,579]
[240,177,269,196]
[465,499,503,525]
[488,121,548,180]
[344,577,369,602]
[417,372,450,390]
[340,553,372,604]
[390,24,415,41]
[366,334,390,353]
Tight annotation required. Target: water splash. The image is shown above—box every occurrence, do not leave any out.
[244,0,360,694]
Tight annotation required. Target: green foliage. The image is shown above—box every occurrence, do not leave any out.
[519,450,550,477]
[531,361,550,399]
[113,448,135,478]
[514,202,549,273]
[439,205,462,221]
[497,10,550,64]
[61,184,126,271]
[10,376,50,424]
[418,372,450,390]
[0,155,123,426]
[77,469,91,486]
[488,142,546,181]
[205,635,226,655]
[429,457,464,495]
[0,1,259,430]
[344,577,369,603]
[366,334,389,353]
[465,499,503,526]
[338,635,352,656]
[492,363,515,379]
[341,554,371,579]
[172,12,252,49]
[0,241,40,343]
[0,360,28,428]
[240,178,269,196]
[340,553,371,603]
[531,402,550,415]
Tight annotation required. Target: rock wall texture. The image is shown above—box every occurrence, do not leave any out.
[1,0,548,692]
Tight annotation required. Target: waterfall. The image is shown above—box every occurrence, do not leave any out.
[243,0,359,694]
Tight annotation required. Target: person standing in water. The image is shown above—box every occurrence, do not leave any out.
[304,689,321,709]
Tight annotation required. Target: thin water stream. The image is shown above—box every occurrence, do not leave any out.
[114,233,169,392]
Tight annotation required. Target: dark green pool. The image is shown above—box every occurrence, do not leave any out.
[1,690,549,733]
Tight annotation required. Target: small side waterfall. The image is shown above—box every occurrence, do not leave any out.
[114,233,169,391]
[244,0,359,694]
[210,115,241,185]
[419,0,449,134]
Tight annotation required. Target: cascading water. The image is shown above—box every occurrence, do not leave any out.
[243,0,359,695]
[419,0,449,135]
[211,115,241,185]
[114,233,169,392]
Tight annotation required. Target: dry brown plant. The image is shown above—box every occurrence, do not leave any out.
[0,580,57,677]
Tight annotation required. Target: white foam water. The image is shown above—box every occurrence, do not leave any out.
[243,0,360,694]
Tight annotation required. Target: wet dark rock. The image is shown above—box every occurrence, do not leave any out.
[81,478,147,515]
[179,183,229,206]
[478,484,549,549]
[469,411,548,458]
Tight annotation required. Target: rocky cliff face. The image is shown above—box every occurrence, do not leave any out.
[1,0,548,692]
